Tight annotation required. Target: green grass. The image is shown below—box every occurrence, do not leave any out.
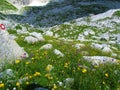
[0,12,6,20]
[113,10,120,17]
[0,0,17,11]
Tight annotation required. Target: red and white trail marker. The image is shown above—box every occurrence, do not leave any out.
[0,24,6,30]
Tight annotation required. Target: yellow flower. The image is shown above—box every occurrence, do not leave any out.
[78,67,80,70]
[15,60,20,64]
[45,73,53,80]
[16,82,20,87]
[82,68,87,73]
[26,82,29,85]
[46,64,53,72]
[31,57,34,60]
[34,72,41,77]
[73,70,75,72]
[102,81,106,85]
[0,83,4,88]
[26,62,30,65]
[64,63,68,68]
[29,75,32,79]
[94,65,99,68]
[105,73,109,77]
[116,60,120,63]
[52,84,57,90]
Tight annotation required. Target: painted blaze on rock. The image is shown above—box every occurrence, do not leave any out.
[0,24,5,30]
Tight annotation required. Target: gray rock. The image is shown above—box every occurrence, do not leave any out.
[30,32,45,41]
[40,44,53,50]
[64,78,74,88]
[102,47,112,53]
[53,49,64,57]
[24,36,39,44]
[91,43,103,50]
[73,43,85,49]
[77,34,85,41]
[0,31,28,64]
[0,69,14,78]
[83,56,116,65]
[100,33,110,41]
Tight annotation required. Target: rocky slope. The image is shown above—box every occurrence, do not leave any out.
[0,0,120,65]
[6,0,120,27]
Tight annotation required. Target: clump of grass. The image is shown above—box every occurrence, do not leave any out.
[113,10,120,17]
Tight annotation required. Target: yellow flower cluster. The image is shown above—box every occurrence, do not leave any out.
[16,82,20,87]
[46,64,53,72]
[0,83,4,88]
[15,60,20,64]
[31,57,35,60]
[26,62,30,65]
[64,63,69,68]
[26,82,29,85]
[105,73,109,77]
[29,75,33,79]
[82,68,87,73]
[52,84,57,90]
[102,81,106,85]
[116,60,120,63]
[45,73,53,80]
[34,72,41,77]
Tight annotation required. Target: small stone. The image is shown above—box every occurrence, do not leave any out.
[102,47,112,53]
[64,78,74,88]
[40,44,53,50]
[24,36,38,44]
[44,31,53,36]
[30,32,45,41]
[74,43,85,49]
[53,49,64,57]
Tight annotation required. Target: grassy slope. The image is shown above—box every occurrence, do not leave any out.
[0,0,17,11]
[2,23,120,90]
[0,4,120,90]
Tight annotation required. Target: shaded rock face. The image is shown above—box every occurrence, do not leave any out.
[7,0,120,27]
[0,30,28,64]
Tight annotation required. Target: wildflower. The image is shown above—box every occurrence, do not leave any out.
[25,73,28,76]
[34,72,41,77]
[105,73,109,77]
[116,60,120,63]
[31,57,34,60]
[0,83,4,88]
[26,62,30,65]
[77,67,80,70]
[16,82,20,87]
[46,64,53,72]
[15,60,20,64]
[102,81,106,85]
[13,87,16,90]
[57,81,63,86]
[82,68,87,73]
[52,84,57,90]
[21,53,27,58]
[29,75,32,79]
[94,65,99,68]
[26,82,29,85]
[73,69,75,72]
[64,63,68,68]
[45,73,53,80]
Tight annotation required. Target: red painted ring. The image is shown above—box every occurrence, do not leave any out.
[0,24,5,30]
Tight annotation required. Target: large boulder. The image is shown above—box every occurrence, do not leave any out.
[0,30,28,65]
